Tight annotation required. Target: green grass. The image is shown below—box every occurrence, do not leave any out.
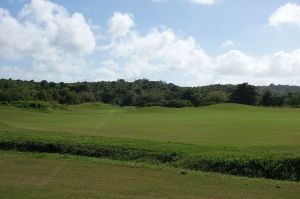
[1,103,300,197]
[1,103,300,146]
[1,130,299,180]
[0,150,299,199]
[1,103,300,181]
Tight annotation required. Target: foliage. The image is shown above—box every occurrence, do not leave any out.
[10,101,63,110]
[1,78,300,107]
[163,99,193,108]
[230,83,259,105]
[261,91,273,106]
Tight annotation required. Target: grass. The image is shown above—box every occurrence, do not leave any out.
[0,150,299,199]
[1,103,300,146]
[1,130,299,181]
[1,103,300,181]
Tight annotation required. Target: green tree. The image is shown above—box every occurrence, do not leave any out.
[206,91,228,105]
[285,93,300,107]
[58,89,79,104]
[120,91,137,106]
[163,99,193,108]
[230,83,259,105]
[261,91,272,106]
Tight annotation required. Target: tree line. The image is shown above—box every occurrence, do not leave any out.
[1,78,300,108]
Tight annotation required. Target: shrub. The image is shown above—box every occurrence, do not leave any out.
[0,132,299,181]
[163,100,194,108]
[10,101,63,110]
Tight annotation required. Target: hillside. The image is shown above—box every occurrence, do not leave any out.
[1,103,300,146]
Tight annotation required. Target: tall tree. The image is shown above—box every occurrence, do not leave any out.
[261,91,273,106]
[230,83,259,105]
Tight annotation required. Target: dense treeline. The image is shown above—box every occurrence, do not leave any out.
[1,78,300,108]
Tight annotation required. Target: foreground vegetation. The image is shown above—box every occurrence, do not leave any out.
[1,103,300,181]
[1,151,299,199]
[1,131,299,181]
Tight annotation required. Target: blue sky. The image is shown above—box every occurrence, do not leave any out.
[1,0,300,85]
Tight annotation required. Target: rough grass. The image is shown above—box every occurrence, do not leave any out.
[1,150,300,199]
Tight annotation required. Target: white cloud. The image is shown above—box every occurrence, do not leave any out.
[214,50,257,75]
[259,50,300,77]
[0,54,89,82]
[220,40,234,48]
[0,0,95,60]
[107,12,135,39]
[2,3,300,86]
[103,27,211,84]
[190,0,218,5]
[269,2,300,27]
[153,0,219,5]
[98,13,300,85]
[0,0,96,82]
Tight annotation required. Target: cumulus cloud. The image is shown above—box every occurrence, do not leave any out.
[214,50,257,75]
[0,0,95,60]
[259,50,300,77]
[102,27,211,84]
[100,21,300,85]
[0,0,96,82]
[107,12,135,39]
[190,0,218,5]
[153,0,219,5]
[1,2,300,86]
[269,2,300,27]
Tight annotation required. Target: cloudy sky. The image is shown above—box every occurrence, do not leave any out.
[1,0,300,86]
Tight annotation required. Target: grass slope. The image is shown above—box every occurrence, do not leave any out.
[1,103,300,146]
[1,150,299,199]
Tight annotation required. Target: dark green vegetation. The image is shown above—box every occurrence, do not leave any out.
[1,104,300,181]
[1,78,300,108]
[1,151,300,199]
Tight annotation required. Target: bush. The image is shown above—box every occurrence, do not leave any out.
[10,101,63,110]
[163,100,194,108]
[0,132,299,181]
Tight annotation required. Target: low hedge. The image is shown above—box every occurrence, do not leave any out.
[0,131,299,181]
[2,101,64,110]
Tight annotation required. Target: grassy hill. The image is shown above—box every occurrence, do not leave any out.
[1,103,300,146]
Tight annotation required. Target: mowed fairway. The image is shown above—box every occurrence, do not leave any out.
[1,103,300,146]
[0,150,299,199]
